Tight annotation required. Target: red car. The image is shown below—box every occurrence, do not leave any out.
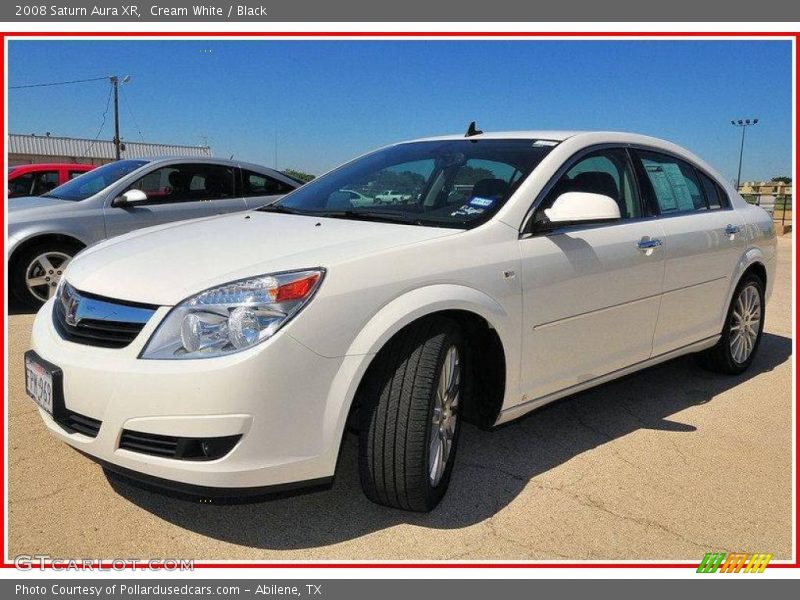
[7,163,96,198]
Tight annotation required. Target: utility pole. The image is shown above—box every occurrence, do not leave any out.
[110,75,130,160]
[731,118,759,190]
[110,76,121,160]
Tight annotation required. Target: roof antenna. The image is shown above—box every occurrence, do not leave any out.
[465,121,483,137]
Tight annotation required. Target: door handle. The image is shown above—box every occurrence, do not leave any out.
[725,224,741,235]
[637,238,663,251]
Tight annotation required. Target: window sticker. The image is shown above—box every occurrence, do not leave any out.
[661,163,695,211]
[644,163,678,212]
[469,196,495,208]
[451,204,485,217]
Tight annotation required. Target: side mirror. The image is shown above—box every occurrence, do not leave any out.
[112,189,147,207]
[542,192,621,227]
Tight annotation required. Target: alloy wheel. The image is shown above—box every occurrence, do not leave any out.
[25,251,71,303]
[729,284,762,364]
[429,345,460,486]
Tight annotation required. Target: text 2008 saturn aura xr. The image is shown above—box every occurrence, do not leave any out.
[26,129,776,511]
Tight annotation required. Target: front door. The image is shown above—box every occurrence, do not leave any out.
[518,147,666,402]
[103,162,246,238]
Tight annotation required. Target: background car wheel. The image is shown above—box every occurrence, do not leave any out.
[697,272,765,375]
[358,316,464,512]
[11,241,81,309]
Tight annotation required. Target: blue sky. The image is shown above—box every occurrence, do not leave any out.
[8,40,793,182]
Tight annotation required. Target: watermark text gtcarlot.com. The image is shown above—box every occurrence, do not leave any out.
[13,556,194,571]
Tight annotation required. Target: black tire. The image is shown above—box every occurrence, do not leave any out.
[697,272,765,375]
[358,316,464,512]
[10,241,81,309]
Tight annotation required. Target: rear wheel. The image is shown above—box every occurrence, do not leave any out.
[358,316,464,512]
[697,272,765,374]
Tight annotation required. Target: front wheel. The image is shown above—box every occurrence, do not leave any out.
[697,272,765,374]
[358,316,464,512]
[11,241,80,309]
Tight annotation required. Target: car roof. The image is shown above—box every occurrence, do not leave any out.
[125,156,299,186]
[143,156,280,172]
[412,130,585,143]
[401,130,710,167]
[9,162,95,170]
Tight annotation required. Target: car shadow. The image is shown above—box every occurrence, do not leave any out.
[8,296,36,315]
[106,333,791,550]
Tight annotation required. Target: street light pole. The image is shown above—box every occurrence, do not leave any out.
[731,118,759,190]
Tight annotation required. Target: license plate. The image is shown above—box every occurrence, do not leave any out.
[25,354,55,416]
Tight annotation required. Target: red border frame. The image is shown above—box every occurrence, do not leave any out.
[1,29,796,571]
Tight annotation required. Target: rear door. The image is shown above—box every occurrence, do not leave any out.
[104,162,245,238]
[631,149,745,355]
[518,147,667,401]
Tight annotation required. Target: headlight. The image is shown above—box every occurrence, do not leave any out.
[141,269,324,359]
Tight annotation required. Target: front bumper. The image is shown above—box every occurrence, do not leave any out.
[30,299,356,493]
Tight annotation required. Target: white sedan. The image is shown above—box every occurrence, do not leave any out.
[27,130,776,511]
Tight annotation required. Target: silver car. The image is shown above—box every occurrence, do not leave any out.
[8,157,299,307]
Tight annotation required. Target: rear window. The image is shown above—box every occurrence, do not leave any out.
[699,172,729,210]
[241,169,295,196]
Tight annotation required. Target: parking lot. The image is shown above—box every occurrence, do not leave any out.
[6,235,793,561]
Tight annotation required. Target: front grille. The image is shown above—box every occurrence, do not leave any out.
[119,430,241,461]
[53,283,157,349]
[57,411,102,438]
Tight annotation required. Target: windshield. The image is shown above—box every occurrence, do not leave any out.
[42,159,148,201]
[267,139,557,228]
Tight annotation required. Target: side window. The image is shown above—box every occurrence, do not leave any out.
[699,172,728,210]
[127,164,235,203]
[31,171,60,195]
[69,170,88,180]
[8,172,35,197]
[241,169,295,197]
[541,148,641,219]
[636,151,707,214]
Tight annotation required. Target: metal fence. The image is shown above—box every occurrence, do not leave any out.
[741,194,792,227]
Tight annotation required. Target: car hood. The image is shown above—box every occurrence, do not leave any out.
[8,196,81,219]
[66,211,459,305]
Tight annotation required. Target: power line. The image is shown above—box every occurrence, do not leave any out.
[80,85,114,158]
[120,86,145,142]
[9,75,109,90]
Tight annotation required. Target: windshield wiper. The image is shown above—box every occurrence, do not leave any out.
[257,204,309,215]
[314,210,428,225]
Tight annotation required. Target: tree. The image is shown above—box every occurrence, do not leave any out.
[454,166,495,186]
[282,168,316,183]
[771,176,792,184]
[369,169,426,194]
